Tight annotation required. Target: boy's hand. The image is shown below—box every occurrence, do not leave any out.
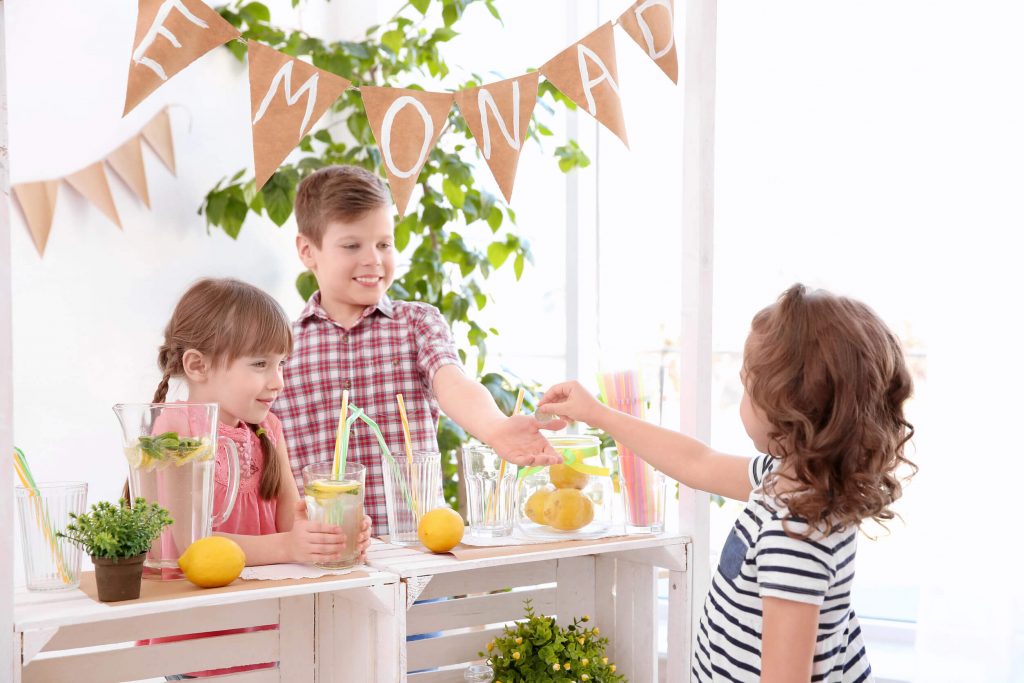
[356,515,372,564]
[537,381,604,426]
[286,500,347,565]
[487,414,568,466]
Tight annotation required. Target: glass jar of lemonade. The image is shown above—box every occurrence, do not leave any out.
[302,461,366,569]
[517,435,615,539]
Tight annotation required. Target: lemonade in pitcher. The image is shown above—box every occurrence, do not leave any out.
[302,462,366,569]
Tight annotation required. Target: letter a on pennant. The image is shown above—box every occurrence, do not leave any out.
[123,0,240,116]
[454,72,539,204]
[617,0,678,84]
[540,22,628,148]
[361,87,454,217]
[248,42,351,190]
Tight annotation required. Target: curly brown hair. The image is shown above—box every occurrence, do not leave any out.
[742,284,916,536]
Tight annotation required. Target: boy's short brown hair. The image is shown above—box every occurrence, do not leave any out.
[295,165,390,246]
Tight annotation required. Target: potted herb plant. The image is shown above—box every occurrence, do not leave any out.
[480,600,625,682]
[58,498,172,602]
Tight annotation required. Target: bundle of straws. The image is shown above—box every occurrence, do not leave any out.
[12,447,74,584]
[597,370,658,526]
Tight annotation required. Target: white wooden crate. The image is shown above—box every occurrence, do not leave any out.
[14,569,402,683]
[366,534,692,683]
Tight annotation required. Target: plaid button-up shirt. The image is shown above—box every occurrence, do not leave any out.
[275,292,460,536]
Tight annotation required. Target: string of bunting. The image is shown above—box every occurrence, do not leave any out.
[123,0,678,218]
[11,108,177,256]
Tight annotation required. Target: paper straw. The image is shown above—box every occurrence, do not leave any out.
[13,448,72,584]
[332,389,350,480]
[345,404,416,511]
[395,394,420,517]
[487,388,524,523]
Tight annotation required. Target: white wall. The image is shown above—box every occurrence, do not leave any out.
[5,0,394,581]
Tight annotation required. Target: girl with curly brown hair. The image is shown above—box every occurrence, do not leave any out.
[539,284,916,683]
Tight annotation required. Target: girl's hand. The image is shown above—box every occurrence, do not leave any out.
[537,381,605,426]
[285,500,347,564]
[356,515,372,563]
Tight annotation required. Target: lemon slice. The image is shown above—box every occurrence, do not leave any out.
[308,480,361,497]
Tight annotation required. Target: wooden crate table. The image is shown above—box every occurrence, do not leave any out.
[14,567,403,683]
[366,533,692,683]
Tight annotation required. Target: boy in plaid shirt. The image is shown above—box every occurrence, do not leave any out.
[275,165,566,536]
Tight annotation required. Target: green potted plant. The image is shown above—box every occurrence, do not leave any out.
[480,599,626,683]
[58,498,172,602]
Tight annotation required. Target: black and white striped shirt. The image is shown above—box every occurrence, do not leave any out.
[693,454,872,682]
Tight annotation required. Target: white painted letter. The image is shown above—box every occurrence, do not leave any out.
[577,45,621,116]
[381,96,433,179]
[252,61,320,137]
[132,0,209,81]
[634,0,674,60]
[477,81,521,160]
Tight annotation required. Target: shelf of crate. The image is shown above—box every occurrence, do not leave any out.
[366,532,692,683]
[14,567,403,683]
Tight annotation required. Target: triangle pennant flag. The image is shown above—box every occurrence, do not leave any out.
[361,86,454,217]
[617,0,678,84]
[107,136,151,208]
[141,108,177,175]
[65,162,122,229]
[13,181,61,256]
[248,42,351,191]
[455,72,539,204]
[123,0,240,116]
[540,22,629,148]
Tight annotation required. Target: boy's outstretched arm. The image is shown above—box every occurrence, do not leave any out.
[538,381,754,501]
[432,365,566,466]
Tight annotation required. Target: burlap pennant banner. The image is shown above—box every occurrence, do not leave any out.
[361,86,455,217]
[107,136,151,208]
[65,162,122,229]
[12,182,60,256]
[617,0,678,84]
[541,22,629,148]
[124,0,240,116]
[454,72,539,204]
[141,108,177,175]
[248,42,352,191]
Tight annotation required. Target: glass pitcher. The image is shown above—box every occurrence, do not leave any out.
[113,403,239,580]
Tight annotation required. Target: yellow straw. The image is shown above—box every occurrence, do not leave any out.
[13,455,71,584]
[332,389,349,480]
[488,388,525,523]
[395,394,420,517]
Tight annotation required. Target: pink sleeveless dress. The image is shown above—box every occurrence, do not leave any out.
[140,406,284,678]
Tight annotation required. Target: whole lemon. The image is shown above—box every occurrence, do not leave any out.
[524,488,554,524]
[178,536,246,588]
[418,507,465,553]
[543,488,594,531]
[549,463,590,490]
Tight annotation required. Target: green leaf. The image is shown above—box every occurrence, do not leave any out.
[486,206,503,231]
[441,3,458,27]
[486,241,511,268]
[442,178,465,208]
[241,2,270,23]
[382,29,404,54]
[410,0,431,14]
[296,270,319,301]
[514,252,525,280]
[395,214,416,251]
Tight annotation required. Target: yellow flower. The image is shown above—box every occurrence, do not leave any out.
[553,663,561,671]
[593,627,600,635]
[602,657,608,665]
[486,642,494,652]
[512,652,521,660]
[564,662,571,670]
[582,676,590,681]
[610,664,616,673]
[578,636,585,645]
[515,637,523,645]
[582,614,590,622]
[582,658,589,666]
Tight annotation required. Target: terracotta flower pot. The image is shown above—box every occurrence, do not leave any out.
[92,554,146,602]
